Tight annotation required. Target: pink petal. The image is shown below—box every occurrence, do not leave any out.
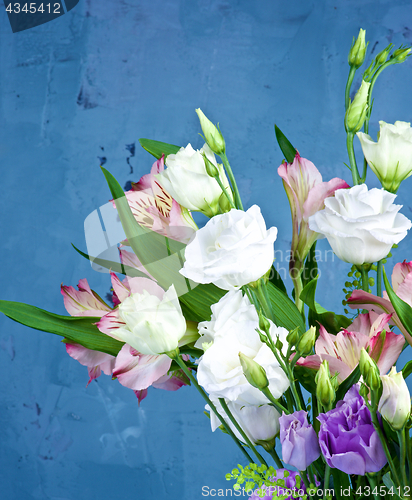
[392,261,412,293]
[96,309,126,336]
[61,279,111,317]
[113,344,172,391]
[152,370,190,391]
[395,273,412,306]
[110,272,130,304]
[132,156,165,192]
[368,330,404,374]
[303,177,349,221]
[127,276,165,300]
[119,248,154,280]
[134,389,148,405]
[295,353,322,370]
[315,325,340,357]
[66,343,116,386]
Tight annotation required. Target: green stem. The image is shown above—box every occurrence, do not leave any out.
[298,470,311,496]
[323,465,331,500]
[172,355,254,464]
[267,447,283,469]
[360,265,369,292]
[218,398,268,467]
[220,152,243,210]
[376,260,382,297]
[398,429,408,490]
[292,273,304,316]
[366,473,380,500]
[347,132,360,186]
[345,66,357,110]
[261,387,289,414]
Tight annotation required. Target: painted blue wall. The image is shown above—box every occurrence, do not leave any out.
[1,1,412,499]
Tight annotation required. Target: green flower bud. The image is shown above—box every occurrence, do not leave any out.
[196,108,226,155]
[391,47,411,64]
[286,327,300,347]
[258,310,271,335]
[238,352,269,390]
[316,361,336,408]
[202,152,219,178]
[359,348,381,392]
[345,80,370,133]
[296,326,316,356]
[375,44,393,65]
[348,29,367,69]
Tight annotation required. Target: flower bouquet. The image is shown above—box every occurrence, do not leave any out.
[2,29,412,500]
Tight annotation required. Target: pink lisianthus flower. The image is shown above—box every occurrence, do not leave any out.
[62,274,195,402]
[347,260,412,346]
[296,312,403,383]
[113,155,197,245]
[278,152,349,273]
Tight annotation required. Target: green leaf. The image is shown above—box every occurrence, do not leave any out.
[402,360,412,379]
[266,282,306,332]
[382,472,402,500]
[180,283,227,322]
[268,265,287,295]
[139,139,181,159]
[101,167,195,297]
[302,242,318,289]
[274,125,296,164]
[71,244,149,278]
[0,300,124,356]
[331,469,351,500]
[335,365,361,402]
[383,266,412,337]
[294,364,317,394]
[300,278,351,334]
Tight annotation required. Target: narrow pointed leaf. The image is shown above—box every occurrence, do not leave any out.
[274,125,296,164]
[383,266,412,337]
[139,139,181,159]
[266,282,306,332]
[268,265,287,295]
[0,300,124,356]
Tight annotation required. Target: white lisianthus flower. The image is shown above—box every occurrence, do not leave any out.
[180,205,278,290]
[308,185,411,265]
[155,143,232,217]
[195,290,257,350]
[207,398,281,445]
[115,284,187,355]
[197,319,290,406]
[378,367,411,430]
[357,121,412,193]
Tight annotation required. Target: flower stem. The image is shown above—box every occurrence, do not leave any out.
[292,273,304,316]
[298,470,312,495]
[366,473,380,500]
[261,387,289,414]
[323,465,331,500]
[267,447,283,469]
[172,354,254,464]
[346,132,360,186]
[360,265,369,292]
[345,66,357,110]
[398,429,408,490]
[218,398,268,467]
[220,152,243,210]
[213,174,236,209]
[376,260,382,297]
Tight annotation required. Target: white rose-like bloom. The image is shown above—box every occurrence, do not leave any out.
[180,205,278,290]
[308,185,411,265]
[116,284,186,355]
[207,398,281,445]
[155,143,232,217]
[195,289,257,350]
[197,321,290,405]
[357,121,412,193]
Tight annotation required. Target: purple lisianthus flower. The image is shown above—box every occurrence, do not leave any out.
[317,384,387,475]
[248,469,319,500]
[279,410,321,471]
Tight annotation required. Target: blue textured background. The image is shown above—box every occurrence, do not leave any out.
[1,1,412,499]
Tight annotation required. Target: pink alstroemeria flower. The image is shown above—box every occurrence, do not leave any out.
[278,153,349,272]
[114,155,197,244]
[297,312,404,383]
[62,274,194,402]
[348,261,412,346]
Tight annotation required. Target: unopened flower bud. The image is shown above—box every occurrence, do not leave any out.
[348,29,367,69]
[202,152,219,178]
[196,108,226,155]
[239,352,269,390]
[345,80,370,133]
[375,44,393,65]
[258,310,271,335]
[359,348,381,392]
[286,327,300,347]
[296,326,316,356]
[316,361,336,408]
[378,367,411,430]
[391,47,411,64]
